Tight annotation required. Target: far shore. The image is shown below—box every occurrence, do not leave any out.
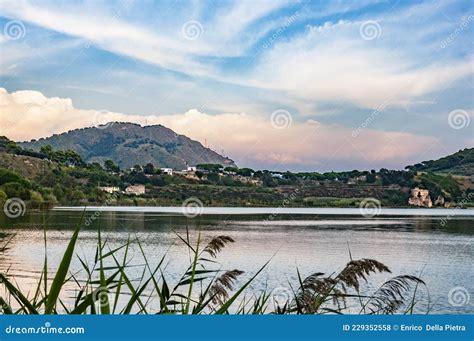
[52,206,474,217]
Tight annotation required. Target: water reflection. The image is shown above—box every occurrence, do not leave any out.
[0,210,473,314]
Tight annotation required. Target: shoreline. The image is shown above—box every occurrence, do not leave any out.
[52,206,474,217]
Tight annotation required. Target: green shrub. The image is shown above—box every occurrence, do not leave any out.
[1,182,31,200]
[30,191,44,205]
[43,193,58,205]
[0,190,7,203]
[0,169,30,187]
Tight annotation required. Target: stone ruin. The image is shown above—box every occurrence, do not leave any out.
[408,187,432,208]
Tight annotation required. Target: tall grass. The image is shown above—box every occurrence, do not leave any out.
[0,216,428,315]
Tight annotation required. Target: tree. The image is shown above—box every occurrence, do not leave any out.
[43,193,58,205]
[104,160,120,173]
[0,136,20,154]
[150,177,166,186]
[30,191,44,207]
[69,189,86,204]
[237,168,254,177]
[261,173,276,187]
[207,173,220,183]
[143,163,155,174]
[221,176,235,186]
[126,171,149,185]
[88,162,104,171]
[366,173,376,183]
[40,144,53,157]
[63,149,84,166]
[283,171,297,181]
[132,164,143,172]
[53,184,65,200]
[1,182,31,200]
[196,164,223,173]
[0,169,30,187]
[224,166,238,173]
[90,187,107,203]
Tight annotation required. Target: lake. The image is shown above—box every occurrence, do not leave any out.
[0,207,473,314]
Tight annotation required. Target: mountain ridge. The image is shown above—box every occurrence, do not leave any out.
[19,122,235,169]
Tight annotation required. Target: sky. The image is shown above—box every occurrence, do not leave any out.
[0,0,473,171]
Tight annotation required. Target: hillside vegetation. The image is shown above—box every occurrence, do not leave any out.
[19,122,235,169]
[406,148,474,176]
[0,136,472,208]
[0,152,53,179]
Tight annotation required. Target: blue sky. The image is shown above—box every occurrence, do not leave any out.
[0,0,473,171]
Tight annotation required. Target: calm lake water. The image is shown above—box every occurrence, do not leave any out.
[0,207,473,314]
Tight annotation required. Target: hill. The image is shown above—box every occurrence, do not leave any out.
[0,152,54,180]
[19,122,235,170]
[405,148,474,176]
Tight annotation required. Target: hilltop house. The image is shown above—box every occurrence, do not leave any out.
[125,185,146,195]
[347,175,367,185]
[271,172,284,179]
[160,168,173,175]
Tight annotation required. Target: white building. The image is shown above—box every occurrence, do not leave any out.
[125,185,146,195]
[98,186,120,193]
[271,172,284,179]
[160,168,173,175]
[186,166,197,172]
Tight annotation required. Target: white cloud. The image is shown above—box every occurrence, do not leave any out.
[0,88,441,170]
[244,19,473,109]
[0,0,289,78]
[1,0,471,113]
